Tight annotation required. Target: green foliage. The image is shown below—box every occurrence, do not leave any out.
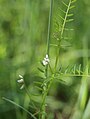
[1,0,90,119]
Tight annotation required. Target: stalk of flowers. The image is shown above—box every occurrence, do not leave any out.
[17,75,25,89]
[42,54,50,66]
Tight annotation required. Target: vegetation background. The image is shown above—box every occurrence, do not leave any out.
[0,0,90,119]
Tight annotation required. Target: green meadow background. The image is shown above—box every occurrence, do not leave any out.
[0,0,90,119]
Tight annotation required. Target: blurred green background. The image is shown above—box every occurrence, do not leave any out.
[0,0,90,119]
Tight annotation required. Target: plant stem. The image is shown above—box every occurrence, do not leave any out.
[45,0,53,77]
[40,0,53,119]
[40,0,74,119]
[46,0,53,55]
[40,75,54,119]
[54,0,72,71]
[2,97,37,119]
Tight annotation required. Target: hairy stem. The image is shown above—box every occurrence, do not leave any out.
[40,75,54,119]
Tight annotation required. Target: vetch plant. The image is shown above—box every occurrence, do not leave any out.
[2,0,90,119]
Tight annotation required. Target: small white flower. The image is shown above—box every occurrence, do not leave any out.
[42,54,50,66]
[20,84,25,90]
[46,54,48,59]
[42,60,48,66]
[19,75,23,79]
[17,75,25,90]
[17,78,24,83]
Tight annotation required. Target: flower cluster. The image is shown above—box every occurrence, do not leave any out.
[42,54,50,66]
[17,75,25,89]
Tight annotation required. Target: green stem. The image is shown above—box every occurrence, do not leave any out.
[40,0,53,119]
[45,0,53,77]
[54,0,72,71]
[40,0,72,118]
[24,85,37,109]
[46,0,53,55]
[2,97,37,119]
[40,75,54,119]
